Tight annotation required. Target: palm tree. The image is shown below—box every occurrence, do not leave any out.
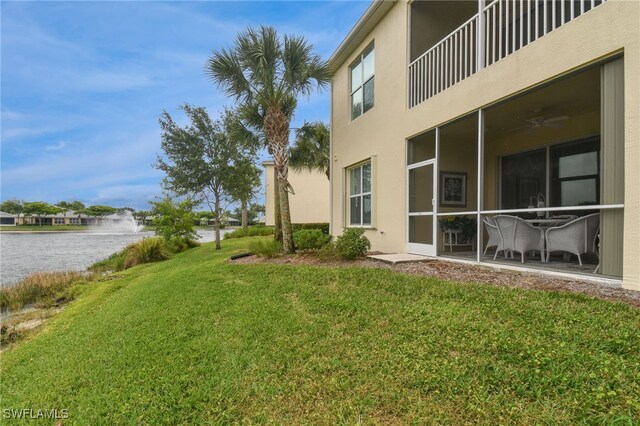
[206,26,331,254]
[290,121,330,180]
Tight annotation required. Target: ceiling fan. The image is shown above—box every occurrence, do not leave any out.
[507,109,570,132]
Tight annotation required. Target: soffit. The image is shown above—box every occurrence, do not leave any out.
[328,0,396,72]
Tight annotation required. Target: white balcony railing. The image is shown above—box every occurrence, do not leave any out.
[409,0,608,108]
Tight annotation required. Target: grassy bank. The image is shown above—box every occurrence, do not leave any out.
[1,237,639,423]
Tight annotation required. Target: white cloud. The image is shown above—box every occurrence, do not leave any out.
[44,141,66,151]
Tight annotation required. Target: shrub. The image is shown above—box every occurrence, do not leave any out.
[293,229,331,251]
[292,223,330,235]
[0,271,88,311]
[167,236,200,253]
[89,251,126,273]
[123,237,171,269]
[224,226,274,239]
[314,240,339,260]
[335,228,371,260]
[248,239,282,258]
[150,196,199,242]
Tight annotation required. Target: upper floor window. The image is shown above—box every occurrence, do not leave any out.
[350,44,374,120]
[349,161,372,226]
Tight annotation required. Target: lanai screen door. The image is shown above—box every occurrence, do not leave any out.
[408,159,437,256]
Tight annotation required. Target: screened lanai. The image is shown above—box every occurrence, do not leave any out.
[406,58,624,278]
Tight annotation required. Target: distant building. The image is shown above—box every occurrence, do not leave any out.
[263,160,329,226]
[0,211,16,226]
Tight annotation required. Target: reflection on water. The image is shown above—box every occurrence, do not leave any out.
[0,229,225,286]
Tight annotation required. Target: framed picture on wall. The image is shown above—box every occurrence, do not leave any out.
[440,171,467,207]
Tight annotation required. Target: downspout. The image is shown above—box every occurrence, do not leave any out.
[329,81,334,236]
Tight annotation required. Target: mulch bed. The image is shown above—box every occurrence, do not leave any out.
[230,253,640,308]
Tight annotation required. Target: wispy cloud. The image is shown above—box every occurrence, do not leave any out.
[44,141,66,151]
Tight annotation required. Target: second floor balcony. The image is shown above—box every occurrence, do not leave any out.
[409,0,607,108]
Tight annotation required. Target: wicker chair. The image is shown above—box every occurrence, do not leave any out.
[483,216,508,259]
[494,215,545,263]
[545,213,600,266]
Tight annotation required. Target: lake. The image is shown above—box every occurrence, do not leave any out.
[0,229,227,286]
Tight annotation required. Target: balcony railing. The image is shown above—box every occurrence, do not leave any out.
[409,0,608,108]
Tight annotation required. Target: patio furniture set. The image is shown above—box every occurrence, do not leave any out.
[483,213,600,270]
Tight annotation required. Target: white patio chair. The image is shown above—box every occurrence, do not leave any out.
[545,213,600,266]
[483,216,507,259]
[494,215,545,263]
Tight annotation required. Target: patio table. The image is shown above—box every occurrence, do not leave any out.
[525,218,572,227]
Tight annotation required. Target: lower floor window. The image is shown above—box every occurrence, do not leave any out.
[349,161,372,226]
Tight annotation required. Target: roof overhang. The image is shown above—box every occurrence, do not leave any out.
[328,0,396,72]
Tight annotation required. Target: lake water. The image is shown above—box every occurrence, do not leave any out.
[0,229,227,286]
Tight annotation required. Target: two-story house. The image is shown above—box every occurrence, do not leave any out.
[328,0,639,291]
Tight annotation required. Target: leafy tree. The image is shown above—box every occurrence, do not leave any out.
[22,202,62,225]
[82,205,117,217]
[134,210,153,222]
[195,211,215,226]
[290,121,330,180]
[227,158,261,230]
[206,26,331,253]
[156,105,255,250]
[150,195,198,242]
[0,199,23,214]
[234,203,265,225]
[55,201,85,212]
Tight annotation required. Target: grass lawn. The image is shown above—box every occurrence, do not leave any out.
[1,237,639,424]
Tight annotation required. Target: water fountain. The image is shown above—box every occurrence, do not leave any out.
[93,210,145,233]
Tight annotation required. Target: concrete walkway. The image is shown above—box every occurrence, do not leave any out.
[367,253,432,265]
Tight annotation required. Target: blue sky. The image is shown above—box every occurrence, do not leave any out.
[1,0,369,210]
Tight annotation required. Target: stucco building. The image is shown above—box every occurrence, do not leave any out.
[264,161,330,226]
[329,0,639,290]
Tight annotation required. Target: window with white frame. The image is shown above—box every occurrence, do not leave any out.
[349,162,372,226]
[350,44,374,120]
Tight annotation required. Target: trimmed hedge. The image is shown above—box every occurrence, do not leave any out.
[293,229,331,251]
[292,223,329,235]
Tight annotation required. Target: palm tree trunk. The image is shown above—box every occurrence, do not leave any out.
[273,172,282,243]
[241,199,248,230]
[264,106,294,253]
[276,174,294,253]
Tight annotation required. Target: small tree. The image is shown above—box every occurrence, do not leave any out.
[0,199,24,214]
[82,205,117,217]
[227,158,261,230]
[150,196,198,242]
[234,203,265,225]
[156,105,255,250]
[22,202,61,226]
[55,200,85,212]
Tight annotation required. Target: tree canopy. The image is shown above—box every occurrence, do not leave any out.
[82,205,118,217]
[0,199,23,214]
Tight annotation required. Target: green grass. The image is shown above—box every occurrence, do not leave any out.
[1,237,639,424]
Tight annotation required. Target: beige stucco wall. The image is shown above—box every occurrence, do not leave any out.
[264,162,330,226]
[330,0,640,290]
